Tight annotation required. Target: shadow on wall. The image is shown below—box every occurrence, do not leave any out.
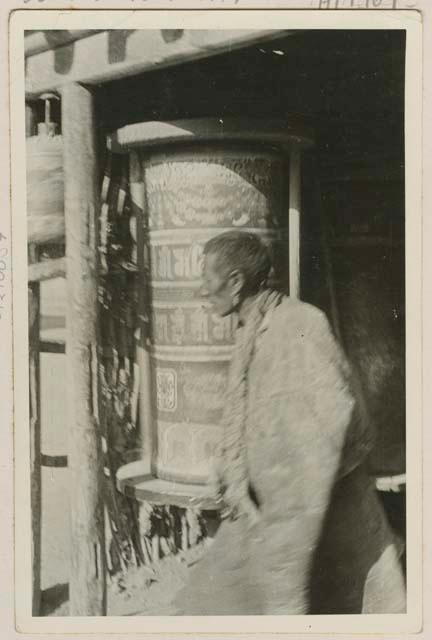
[108,30,184,63]
[29,30,186,77]
[44,32,76,75]
[108,30,134,64]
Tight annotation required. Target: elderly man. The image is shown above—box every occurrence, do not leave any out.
[174,230,406,615]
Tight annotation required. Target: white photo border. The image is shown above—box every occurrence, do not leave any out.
[10,8,422,634]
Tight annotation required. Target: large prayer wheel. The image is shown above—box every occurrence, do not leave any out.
[109,118,313,485]
[26,121,64,245]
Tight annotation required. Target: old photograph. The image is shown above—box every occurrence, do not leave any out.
[9,8,423,635]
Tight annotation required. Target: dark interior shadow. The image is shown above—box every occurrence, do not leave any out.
[309,464,405,614]
[40,582,69,616]
[378,490,406,579]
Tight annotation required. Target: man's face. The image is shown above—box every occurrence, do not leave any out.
[200,252,236,317]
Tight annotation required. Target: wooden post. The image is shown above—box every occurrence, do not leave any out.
[130,152,156,470]
[26,102,37,137]
[181,513,189,552]
[61,83,106,616]
[28,248,42,616]
[26,101,42,616]
[289,148,301,298]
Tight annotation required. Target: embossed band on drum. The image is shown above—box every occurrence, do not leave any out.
[156,420,223,485]
[152,345,233,362]
[148,228,285,289]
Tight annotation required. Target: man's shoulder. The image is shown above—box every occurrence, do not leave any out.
[253,297,339,391]
[272,297,330,335]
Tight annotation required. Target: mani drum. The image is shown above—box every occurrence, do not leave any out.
[109,118,313,486]
[26,123,64,246]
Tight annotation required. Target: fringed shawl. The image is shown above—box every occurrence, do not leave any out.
[216,289,283,519]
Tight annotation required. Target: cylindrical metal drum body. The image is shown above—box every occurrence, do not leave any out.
[147,146,288,484]
[109,118,313,486]
[26,133,65,245]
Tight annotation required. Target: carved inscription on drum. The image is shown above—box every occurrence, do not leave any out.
[156,368,177,412]
[150,242,203,282]
[157,420,222,481]
[146,155,286,230]
[182,367,228,414]
[152,307,235,346]
[149,235,279,284]
[154,360,229,425]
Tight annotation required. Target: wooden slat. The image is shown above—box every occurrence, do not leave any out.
[28,257,66,283]
[41,453,68,469]
[25,29,288,98]
[62,83,106,616]
[39,340,65,354]
[375,474,406,493]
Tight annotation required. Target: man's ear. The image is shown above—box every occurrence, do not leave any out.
[228,269,245,296]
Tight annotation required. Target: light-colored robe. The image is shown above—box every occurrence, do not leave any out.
[174,298,405,614]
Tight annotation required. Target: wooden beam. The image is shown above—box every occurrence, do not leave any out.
[62,83,106,616]
[289,148,301,298]
[28,257,66,283]
[25,29,288,98]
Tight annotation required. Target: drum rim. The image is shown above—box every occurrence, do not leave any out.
[108,116,314,154]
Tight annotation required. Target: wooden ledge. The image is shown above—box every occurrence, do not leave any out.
[108,117,314,154]
[375,474,406,493]
[116,459,220,511]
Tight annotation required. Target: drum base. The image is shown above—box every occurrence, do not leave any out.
[116,459,220,511]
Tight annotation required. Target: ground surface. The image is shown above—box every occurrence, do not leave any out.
[41,544,206,616]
